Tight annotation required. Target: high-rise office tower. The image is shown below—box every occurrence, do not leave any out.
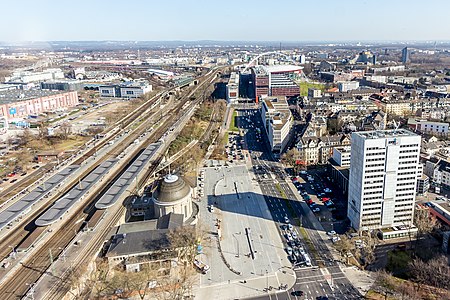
[348,130,421,238]
[401,47,410,63]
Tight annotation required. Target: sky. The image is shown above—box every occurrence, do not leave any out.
[1,0,449,42]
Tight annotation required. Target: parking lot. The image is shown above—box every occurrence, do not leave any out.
[291,168,350,236]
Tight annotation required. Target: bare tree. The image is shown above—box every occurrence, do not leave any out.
[158,263,197,300]
[373,270,397,300]
[409,255,450,293]
[360,231,379,269]
[38,121,50,140]
[58,121,72,140]
[333,235,353,264]
[413,208,439,252]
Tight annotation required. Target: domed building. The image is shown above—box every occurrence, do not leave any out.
[153,174,193,222]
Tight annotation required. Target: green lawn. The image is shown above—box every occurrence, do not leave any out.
[229,111,239,132]
[298,82,326,97]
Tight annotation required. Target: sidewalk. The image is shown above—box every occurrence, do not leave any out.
[341,266,375,296]
[194,267,296,300]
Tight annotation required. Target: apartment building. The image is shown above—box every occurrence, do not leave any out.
[408,118,449,135]
[348,129,421,239]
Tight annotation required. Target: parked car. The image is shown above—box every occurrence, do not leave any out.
[312,207,321,213]
[284,215,290,223]
[286,247,293,256]
[327,231,336,236]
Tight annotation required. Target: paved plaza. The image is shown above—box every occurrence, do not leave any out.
[195,164,296,299]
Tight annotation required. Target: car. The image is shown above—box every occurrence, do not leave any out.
[327,230,336,236]
[10,179,17,183]
[286,247,293,256]
[7,172,15,177]
[2,178,9,182]
[299,247,306,255]
[316,297,328,300]
[332,236,341,243]
[300,171,307,175]
[325,200,334,207]
[209,205,215,212]
[281,224,287,230]
[287,224,293,231]
[291,290,304,296]
[309,202,317,207]
[285,232,293,241]
[312,207,321,213]
[20,172,27,176]
[292,232,298,239]
[284,215,290,223]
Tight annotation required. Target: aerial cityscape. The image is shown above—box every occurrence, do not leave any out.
[0,1,450,300]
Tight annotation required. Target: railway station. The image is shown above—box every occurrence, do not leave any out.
[35,159,118,227]
[95,142,162,209]
[0,165,79,231]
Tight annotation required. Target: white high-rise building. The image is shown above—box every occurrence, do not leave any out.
[348,129,421,239]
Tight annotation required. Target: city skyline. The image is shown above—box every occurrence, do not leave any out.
[2,0,450,42]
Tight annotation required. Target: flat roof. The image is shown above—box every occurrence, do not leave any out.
[35,159,118,227]
[0,90,69,105]
[354,129,418,140]
[95,142,162,209]
[0,165,79,231]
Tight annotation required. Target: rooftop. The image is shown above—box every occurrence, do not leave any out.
[354,129,418,140]
[0,89,70,105]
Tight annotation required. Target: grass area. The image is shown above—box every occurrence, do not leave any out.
[299,226,322,266]
[275,183,287,199]
[229,111,239,132]
[222,132,229,145]
[386,250,411,277]
[298,82,326,97]
[53,136,91,152]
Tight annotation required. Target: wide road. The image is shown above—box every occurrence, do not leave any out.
[235,109,360,300]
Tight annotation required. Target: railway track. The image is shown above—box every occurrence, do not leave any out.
[0,94,166,262]
[0,69,221,299]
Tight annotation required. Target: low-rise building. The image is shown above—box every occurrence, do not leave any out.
[408,118,449,136]
[104,174,198,272]
[0,90,79,122]
[425,158,450,188]
[332,146,351,167]
[338,81,360,92]
[99,81,152,98]
[5,68,64,83]
[308,88,322,98]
